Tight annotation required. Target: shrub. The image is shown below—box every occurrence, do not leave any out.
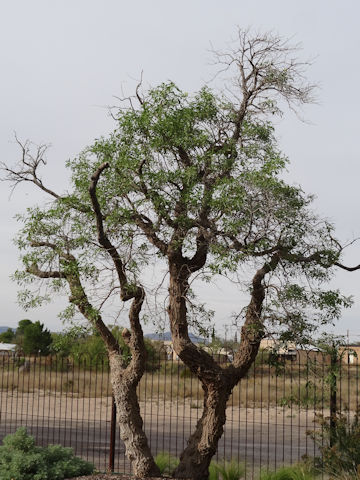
[0,427,94,480]
[309,410,360,477]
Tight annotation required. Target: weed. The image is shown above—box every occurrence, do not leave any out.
[309,410,360,477]
[259,464,317,480]
[154,451,179,475]
[212,459,246,480]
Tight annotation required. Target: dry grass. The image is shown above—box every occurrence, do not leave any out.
[1,357,359,410]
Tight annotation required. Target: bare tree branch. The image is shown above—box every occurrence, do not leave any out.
[0,135,60,198]
[335,262,360,272]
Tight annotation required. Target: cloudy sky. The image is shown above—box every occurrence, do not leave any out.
[0,0,359,339]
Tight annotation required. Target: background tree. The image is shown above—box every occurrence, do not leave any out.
[51,325,158,370]
[2,29,360,479]
[21,320,52,355]
[16,319,32,335]
[0,328,15,343]
[13,319,52,355]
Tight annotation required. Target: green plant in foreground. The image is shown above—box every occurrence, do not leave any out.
[309,410,360,477]
[260,464,317,480]
[211,459,246,480]
[154,451,179,475]
[209,461,219,480]
[0,427,94,480]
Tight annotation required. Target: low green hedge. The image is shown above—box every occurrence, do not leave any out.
[0,427,94,480]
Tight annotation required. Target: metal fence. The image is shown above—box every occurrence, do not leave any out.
[0,348,358,477]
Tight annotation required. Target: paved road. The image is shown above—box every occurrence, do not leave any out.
[0,414,317,474]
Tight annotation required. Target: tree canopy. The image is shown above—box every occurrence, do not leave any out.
[11,80,352,343]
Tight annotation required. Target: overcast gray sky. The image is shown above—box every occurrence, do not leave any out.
[1,0,359,339]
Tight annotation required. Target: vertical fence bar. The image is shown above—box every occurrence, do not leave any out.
[267,354,271,473]
[108,395,116,472]
[297,353,301,464]
[356,354,359,413]
[259,351,263,474]
[274,357,278,472]
[281,356,286,466]
[329,350,337,447]
[312,355,317,460]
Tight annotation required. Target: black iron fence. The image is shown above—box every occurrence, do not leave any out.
[0,348,359,477]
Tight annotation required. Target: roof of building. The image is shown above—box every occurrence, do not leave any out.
[0,343,16,351]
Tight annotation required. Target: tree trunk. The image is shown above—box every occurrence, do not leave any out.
[173,381,232,479]
[167,265,232,479]
[109,353,161,478]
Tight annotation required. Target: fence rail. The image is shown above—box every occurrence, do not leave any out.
[0,349,358,477]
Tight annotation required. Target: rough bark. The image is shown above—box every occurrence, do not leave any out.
[174,380,232,479]
[109,353,160,477]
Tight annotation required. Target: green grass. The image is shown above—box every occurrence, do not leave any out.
[154,451,179,475]
[260,464,317,480]
[211,459,246,480]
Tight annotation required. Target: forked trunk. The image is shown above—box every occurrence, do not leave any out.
[167,257,278,479]
[109,353,160,477]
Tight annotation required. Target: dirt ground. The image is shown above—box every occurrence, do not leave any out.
[0,389,322,426]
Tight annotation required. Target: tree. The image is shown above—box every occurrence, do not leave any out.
[16,319,32,335]
[2,29,360,479]
[15,319,52,355]
[0,328,15,343]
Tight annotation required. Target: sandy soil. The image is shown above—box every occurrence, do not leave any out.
[0,389,324,426]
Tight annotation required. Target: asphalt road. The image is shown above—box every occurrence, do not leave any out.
[0,415,317,474]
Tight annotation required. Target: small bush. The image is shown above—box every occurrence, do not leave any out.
[0,427,94,480]
[309,410,360,478]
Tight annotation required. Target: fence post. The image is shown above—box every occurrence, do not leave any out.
[108,395,116,472]
[329,350,337,447]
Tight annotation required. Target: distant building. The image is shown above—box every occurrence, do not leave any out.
[162,340,231,363]
[339,345,360,364]
[0,343,16,355]
[260,338,297,360]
